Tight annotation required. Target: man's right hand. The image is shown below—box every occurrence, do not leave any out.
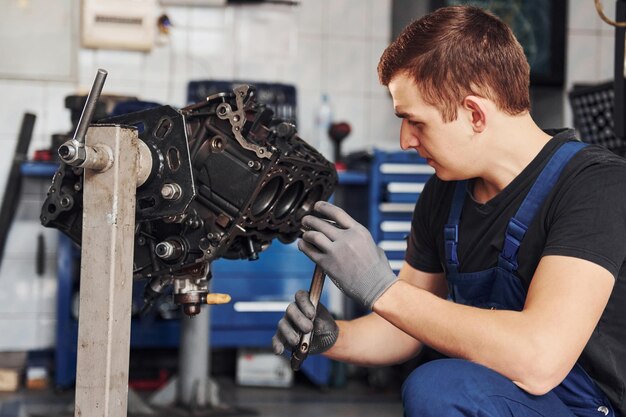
[272,290,339,355]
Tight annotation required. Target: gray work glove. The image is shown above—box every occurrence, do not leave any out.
[298,201,398,309]
[272,290,338,355]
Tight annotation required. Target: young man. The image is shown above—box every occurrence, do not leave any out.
[273,6,626,416]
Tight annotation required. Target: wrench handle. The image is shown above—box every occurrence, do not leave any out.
[291,264,325,371]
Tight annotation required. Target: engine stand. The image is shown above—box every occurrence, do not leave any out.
[73,124,140,417]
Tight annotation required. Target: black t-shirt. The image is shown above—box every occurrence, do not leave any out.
[405,130,626,414]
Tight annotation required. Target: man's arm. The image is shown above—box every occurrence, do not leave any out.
[373,255,614,395]
[323,263,447,367]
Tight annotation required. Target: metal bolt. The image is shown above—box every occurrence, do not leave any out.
[161,183,182,200]
[155,241,178,260]
[58,144,76,160]
[247,161,261,171]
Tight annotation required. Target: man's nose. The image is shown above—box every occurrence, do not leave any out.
[400,120,419,150]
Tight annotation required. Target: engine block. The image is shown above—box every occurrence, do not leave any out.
[41,85,337,314]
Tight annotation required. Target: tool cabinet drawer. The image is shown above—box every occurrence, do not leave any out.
[210,275,325,328]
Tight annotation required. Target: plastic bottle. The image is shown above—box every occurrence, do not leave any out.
[315,94,334,161]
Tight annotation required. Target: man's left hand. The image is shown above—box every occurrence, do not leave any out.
[298,201,398,309]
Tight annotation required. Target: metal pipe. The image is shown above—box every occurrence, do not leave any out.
[179,305,210,408]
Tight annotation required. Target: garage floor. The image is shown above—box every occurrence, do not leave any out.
[0,375,403,417]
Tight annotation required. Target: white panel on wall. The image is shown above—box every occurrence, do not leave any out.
[326,39,368,95]
[369,0,392,40]
[188,4,233,29]
[0,178,59,350]
[92,50,145,97]
[326,0,368,38]
[0,81,46,140]
[367,95,400,151]
[297,92,321,146]
[0,0,77,81]
[566,33,600,87]
[296,0,326,35]
[568,0,602,31]
[598,32,617,81]
[0,139,19,204]
[0,318,38,350]
[294,36,324,94]
[42,84,75,140]
[368,40,390,94]
[235,6,297,60]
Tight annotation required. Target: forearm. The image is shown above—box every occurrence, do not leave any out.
[373,256,614,395]
[323,313,423,367]
[373,280,552,393]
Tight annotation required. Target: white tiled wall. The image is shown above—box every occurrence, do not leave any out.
[0,0,620,350]
[0,0,396,350]
[565,0,618,126]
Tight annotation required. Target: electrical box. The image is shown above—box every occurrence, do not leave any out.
[82,0,157,52]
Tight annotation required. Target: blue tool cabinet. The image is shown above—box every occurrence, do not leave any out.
[23,162,334,389]
[54,234,332,389]
[38,150,433,389]
[368,150,435,274]
[51,168,365,390]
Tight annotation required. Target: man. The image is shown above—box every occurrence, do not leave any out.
[273,5,626,417]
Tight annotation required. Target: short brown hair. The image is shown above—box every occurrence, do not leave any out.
[378,5,530,122]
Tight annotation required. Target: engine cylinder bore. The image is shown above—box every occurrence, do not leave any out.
[296,185,324,219]
[250,176,283,217]
[274,181,305,219]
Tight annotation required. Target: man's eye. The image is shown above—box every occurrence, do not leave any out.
[408,120,421,127]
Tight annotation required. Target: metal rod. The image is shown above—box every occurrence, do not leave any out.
[291,264,326,371]
[74,69,107,145]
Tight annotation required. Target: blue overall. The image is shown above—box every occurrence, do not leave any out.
[402,141,618,417]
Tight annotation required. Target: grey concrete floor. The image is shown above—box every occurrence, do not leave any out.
[0,376,404,417]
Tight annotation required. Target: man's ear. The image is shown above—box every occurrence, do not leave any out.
[462,95,487,133]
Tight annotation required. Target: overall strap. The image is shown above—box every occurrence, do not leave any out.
[499,141,588,272]
[444,180,467,274]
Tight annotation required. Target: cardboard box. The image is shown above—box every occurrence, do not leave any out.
[236,349,293,388]
[0,368,20,392]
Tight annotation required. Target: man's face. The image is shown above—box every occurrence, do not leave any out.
[388,73,477,181]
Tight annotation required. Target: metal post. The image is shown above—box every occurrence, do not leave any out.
[74,125,139,417]
[178,306,212,408]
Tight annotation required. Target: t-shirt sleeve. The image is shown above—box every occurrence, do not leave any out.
[543,161,626,278]
[405,176,445,273]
